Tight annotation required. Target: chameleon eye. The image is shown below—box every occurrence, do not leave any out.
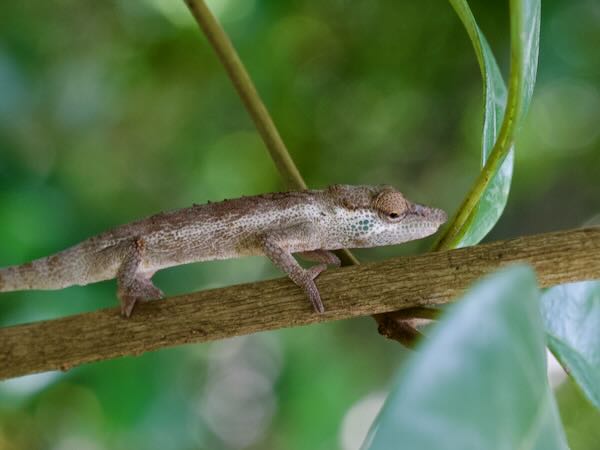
[387,211,406,221]
[374,189,409,220]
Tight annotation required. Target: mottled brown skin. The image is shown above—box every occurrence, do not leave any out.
[0,185,447,316]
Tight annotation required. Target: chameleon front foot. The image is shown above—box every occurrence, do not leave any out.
[259,230,330,314]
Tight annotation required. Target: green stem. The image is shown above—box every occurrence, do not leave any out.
[184,0,359,265]
[184,0,305,190]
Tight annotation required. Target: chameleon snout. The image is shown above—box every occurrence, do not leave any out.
[411,203,448,226]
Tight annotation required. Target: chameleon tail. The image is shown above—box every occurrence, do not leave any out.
[0,257,70,292]
[0,246,100,292]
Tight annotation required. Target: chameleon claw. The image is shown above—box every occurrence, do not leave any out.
[306,282,325,313]
[118,280,164,318]
[312,296,325,314]
[121,297,138,318]
[303,265,327,313]
[302,264,327,314]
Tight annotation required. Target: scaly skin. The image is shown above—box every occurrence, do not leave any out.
[0,185,447,316]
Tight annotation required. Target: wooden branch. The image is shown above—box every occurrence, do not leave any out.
[1,227,598,380]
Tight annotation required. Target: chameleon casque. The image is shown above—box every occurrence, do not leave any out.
[0,184,447,316]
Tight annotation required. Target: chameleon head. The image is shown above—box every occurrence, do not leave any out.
[327,184,447,248]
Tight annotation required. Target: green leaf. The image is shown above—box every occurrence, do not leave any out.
[541,281,600,410]
[448,0,512,248]
[362,266,568,450]
[438,0,540,249]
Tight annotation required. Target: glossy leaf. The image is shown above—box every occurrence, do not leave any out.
[443,0,540,248]
[448,0,512,247]
[541,281,600,409]
[362,267,568,450]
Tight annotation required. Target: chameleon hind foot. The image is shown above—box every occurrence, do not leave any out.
[116,238,164,317]
[118,278,164,317]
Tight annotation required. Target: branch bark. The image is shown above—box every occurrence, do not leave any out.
[1,227,598,380]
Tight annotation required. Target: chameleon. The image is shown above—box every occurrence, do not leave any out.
[0,184,447,316]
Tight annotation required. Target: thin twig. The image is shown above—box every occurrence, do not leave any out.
[183,0,359,271]
[184,0,304,189]
[1,227,598,380]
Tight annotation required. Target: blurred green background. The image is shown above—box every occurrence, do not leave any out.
[0,0,598,449]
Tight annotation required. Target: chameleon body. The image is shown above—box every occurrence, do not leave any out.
[0,185,447,316]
